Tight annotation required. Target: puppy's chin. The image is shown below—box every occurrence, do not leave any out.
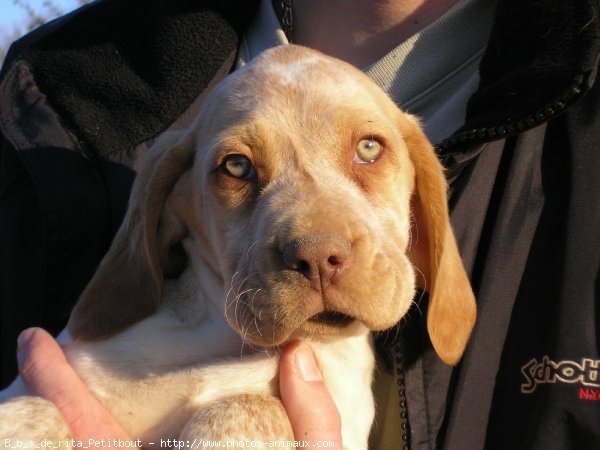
[308,310,356,327]
[292,312,361,339]
[228,313,360,348]
[225,295,408,348]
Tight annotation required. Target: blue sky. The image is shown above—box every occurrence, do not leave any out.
[1,0,82,36]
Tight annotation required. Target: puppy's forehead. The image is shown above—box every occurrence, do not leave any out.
[253,48,354,89]
[197,45,405,166]
[227,46,377,108]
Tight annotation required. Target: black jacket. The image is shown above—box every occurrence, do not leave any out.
[1,0,599,448]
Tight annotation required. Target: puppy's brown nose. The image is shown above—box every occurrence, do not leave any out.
[282,234,352,287]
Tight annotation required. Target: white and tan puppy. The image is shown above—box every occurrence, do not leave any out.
[0,45,476,449]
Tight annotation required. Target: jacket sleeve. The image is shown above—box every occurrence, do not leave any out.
[0,135,45,387]
[0,133,135,388]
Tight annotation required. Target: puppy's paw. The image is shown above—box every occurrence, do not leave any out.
[180,394,293,447]
[0,396,71,448]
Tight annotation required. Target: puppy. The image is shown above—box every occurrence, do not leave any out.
[0,45,476,449]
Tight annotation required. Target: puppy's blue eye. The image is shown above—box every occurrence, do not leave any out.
[355,139,383,163]
[222,155,255,180]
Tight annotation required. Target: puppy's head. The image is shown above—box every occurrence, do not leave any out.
[69,46,475,365]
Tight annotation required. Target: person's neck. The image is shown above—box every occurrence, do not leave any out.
[291,0,459,67]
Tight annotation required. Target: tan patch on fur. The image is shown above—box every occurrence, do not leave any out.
[179,394,293,443]
[0,396,72,448]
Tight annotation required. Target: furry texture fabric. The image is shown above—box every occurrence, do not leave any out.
[9,0,259,158]
[463,0,600,134]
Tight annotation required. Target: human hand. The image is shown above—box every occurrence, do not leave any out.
[17,329,342,447]
[279,341,343,447]
[17,327,132,442]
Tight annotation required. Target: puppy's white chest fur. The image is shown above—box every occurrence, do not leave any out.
[56,271,375,448]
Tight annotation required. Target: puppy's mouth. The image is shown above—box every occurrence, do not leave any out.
[308,311,355,327]
[231,290,359,345]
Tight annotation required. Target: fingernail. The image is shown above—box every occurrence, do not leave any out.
[17,328,36,366]
[294,344,322,382]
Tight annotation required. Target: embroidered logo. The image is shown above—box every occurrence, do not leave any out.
[520,356,600,395]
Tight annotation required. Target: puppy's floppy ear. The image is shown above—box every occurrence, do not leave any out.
[400,115,476,365]
[68,131,194,341]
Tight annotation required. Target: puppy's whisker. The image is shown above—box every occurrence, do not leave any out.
[253,314,263,338]
[233,288,244,345]
[228,272,258,307]
[238,312,262,354]
[235,272,259,292]
[237,312,256,356]
[411,288,426,317]
[407,214,419,252]
[244,241,260,262]
[249,288,263,313]
[224,272,259,319]
[412,264,427,295]
[230,270,241,283]
[236,287,259,299]
[249,288,264,332]
[224,270,244,315]
[391,323,402,346]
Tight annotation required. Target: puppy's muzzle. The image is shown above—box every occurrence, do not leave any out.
[280,233,352,290]
[279,233,356,328]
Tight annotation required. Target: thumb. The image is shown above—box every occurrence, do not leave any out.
[279,341,342,447]
[17,327,132,441]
